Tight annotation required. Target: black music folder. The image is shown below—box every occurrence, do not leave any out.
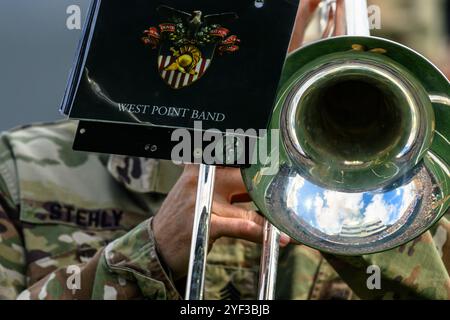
[61,0,300,163]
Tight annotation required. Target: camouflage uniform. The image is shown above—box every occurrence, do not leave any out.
[0,121,449,300]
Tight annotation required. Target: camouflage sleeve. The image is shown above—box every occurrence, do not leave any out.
[0,174,27,299]
[324,220,450,300]
[93,218,181,300]
[15,219,181,300]
[0,128,181,300]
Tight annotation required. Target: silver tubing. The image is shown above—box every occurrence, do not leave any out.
[344,0,370,36]
[185,164,216,300]
[258,220,281,300]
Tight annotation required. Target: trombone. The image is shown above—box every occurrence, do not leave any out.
[186,0,450,300]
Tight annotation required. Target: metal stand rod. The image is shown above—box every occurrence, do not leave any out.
[185,164,217,300]
[258,220,281,300]
[344,0,370,36]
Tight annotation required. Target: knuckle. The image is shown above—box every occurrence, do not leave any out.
[183,174,198,188]
[245,209,258,222]
[243,209,252,221]
[254,213,265,226]
[240,220,256,236]
[245,209,263,225]
[210,216,222,239]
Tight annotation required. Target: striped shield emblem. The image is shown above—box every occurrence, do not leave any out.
[142,8,240,90]
[158,55,211,89]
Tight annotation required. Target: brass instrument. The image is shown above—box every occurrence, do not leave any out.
[186,0,450,300]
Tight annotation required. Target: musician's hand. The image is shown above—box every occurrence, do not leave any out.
[152,165,291,280]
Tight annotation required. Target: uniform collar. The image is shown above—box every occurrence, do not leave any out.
[107,155,183,194]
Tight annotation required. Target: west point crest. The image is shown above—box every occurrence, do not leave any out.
[142,5,240,89]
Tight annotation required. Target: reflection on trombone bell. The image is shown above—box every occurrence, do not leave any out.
[243,28,449,256]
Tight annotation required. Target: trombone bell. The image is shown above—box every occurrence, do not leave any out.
[242,35,450,255]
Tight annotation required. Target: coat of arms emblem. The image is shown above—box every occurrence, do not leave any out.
[142,5,240,89]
